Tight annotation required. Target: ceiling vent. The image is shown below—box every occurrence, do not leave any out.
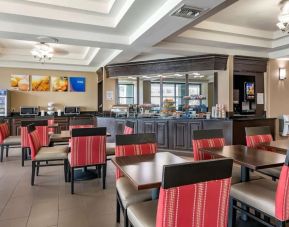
[171,5,202,19]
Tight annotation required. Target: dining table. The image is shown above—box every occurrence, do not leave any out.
[111,151,192,199]
[200,145,286,182]
[260,138,289,154]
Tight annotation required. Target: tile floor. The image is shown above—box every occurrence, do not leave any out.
[0,148,268,227]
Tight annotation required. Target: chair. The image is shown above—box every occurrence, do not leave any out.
[27,124,69,186]
[106,121,135,157]
[192,129,262,185]
[127,158,233,227]
[68,127,107,194]
[21,120,49,166]
[229,150,289,227]
[115,133,157,227]
[69,118,95,130]
[245,126,281,180]
[0,121,21,162]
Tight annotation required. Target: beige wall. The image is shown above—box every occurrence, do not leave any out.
[267,59,289,118]
[102,71,116,111]
[0,67,98,112]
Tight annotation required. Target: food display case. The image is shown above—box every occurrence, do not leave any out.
[0,90,10,117]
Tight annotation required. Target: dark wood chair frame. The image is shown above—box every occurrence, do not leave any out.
[27,124,69,186]
[192,129,224,140]
[115,133,157,227]
[229,151,289,227]
[69,127,107,194]
[126,158,233,227]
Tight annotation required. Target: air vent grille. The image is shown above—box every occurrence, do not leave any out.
[172,5,202,19]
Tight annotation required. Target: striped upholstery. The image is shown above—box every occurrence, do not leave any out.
[246,134,273,148]
[70,135,106,167]
[275,165,289,221]
[193,138,225,161]
[48,119,55,134]
[156,177,231,227]
[0,122,9,144]
[21,126,49,148]
[27,130,42,160]
[115,143,157,179]
[123,126,134,135]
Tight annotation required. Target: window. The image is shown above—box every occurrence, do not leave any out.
[189,84,201,105]
[151,83,187,110]
[118,84,134,104]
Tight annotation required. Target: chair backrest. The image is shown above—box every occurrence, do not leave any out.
[70,127,106,168]
[21,120,49,148]
[192,129,225,161]
[275,150,289,221]
[156,158,233,227]
[123,121,134,134]
[245,126,273,148]
[115,133,157,179]
[69,118,94,130]
[27,124,42,160]
[0,121,9,144]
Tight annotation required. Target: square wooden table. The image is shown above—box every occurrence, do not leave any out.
[111,152,192,191]
[261,139,289,154]
[201,145,286,182]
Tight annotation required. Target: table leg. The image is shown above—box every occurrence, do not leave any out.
[240,166,250,221]
[152,188,160,200]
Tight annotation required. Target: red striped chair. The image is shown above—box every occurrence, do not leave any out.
[127,158,233,227]
[229,150,289,227]
[69,118,95,130]
[192,129,225,161]
[0,121,21,162]
[68,127,107,194]
[115,133,157,227]
[245,126,273,149]
[245,126,280,180]
[27,124,69,186]
[192,129,261,185]
[21,120,49,166]
[107,121,135,158]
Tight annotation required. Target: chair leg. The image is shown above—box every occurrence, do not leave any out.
[31,161,36,186]
[5,145,9,157]
[102,163,106,189]
[64,159,68,182]
[228,197,236,227]
[71,167,74,194]
[0,145,4,162]
[276,221,286,227]
[36,162,40,176]
[116,198,121,223]
[124,209,129,227]
[21,148,25,166]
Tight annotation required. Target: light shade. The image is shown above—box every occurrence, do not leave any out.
[279,68,287,80]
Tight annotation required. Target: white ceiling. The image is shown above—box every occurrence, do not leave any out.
[0,0,287,72]
[153,0,289,60]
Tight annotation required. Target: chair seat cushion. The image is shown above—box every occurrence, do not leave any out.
[35,145,69,161]
[106,142,115,156]
[258,166,281,179]
[231,179,276,217]
[231,165,263,185]
[3,136,21,145]
[127,200,158,227]
[116,177,152,209]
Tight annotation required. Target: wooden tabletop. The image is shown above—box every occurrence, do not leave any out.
[50,130,111,143]
[111,152,192,190]
[201,145,286,170]
[261,139,289,153]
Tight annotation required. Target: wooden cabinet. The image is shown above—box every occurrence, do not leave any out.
[54,117,69,132]
[187,121,202,149]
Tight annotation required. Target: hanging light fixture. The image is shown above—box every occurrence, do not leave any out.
[277,0,289,32]
[31,42,54,63]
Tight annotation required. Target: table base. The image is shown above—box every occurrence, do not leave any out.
[74,168,101,181]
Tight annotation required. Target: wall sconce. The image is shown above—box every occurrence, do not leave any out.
[279,68,287,80]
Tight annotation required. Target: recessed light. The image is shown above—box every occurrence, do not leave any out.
[192,72,200,76]
[193,75,205,78]
[175,74,183,77]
